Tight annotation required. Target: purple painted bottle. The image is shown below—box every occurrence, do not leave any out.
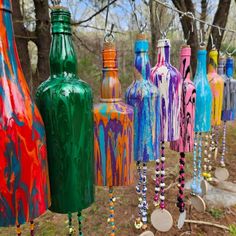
[150,38,182,142]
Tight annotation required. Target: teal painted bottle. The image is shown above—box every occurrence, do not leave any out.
[35,7,94,214]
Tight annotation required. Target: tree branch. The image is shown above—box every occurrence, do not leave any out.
[72,0,118,26]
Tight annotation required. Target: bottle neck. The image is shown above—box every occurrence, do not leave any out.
[226,57,234,78]
[50,33,77,76]
[179,47,191,82]
[100,43,121,101]
[0,5,22,83]
[217,58,225,76]
[134,40,150,81]
[196,50,207,77]
[208,49,218,73]
[157,45,170,65]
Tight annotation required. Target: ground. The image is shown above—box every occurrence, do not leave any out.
[1,122,236,236]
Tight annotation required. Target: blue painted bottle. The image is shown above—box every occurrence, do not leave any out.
[194,48,212,132]
[126,33,160,162]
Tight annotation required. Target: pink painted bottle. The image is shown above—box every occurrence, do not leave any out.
[170,45,196,153]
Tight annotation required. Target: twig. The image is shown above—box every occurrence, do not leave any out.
[185,220,230,231]
[72,0,117,26]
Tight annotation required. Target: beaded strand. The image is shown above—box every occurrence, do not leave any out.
[77,211,83,236]
[160,142,165,210]
[141,162,148,229]
[177,152,185,213]
[16,225,21,236]
[30,221,34,236]
[68,212,73,236]
[197,133,202,195]
[220,121,227,167]
[136,161,142,195]
[108,186,115,236]
[191,133,198,194]
[153,158,160,207]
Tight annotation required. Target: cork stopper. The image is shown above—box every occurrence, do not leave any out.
[103,42,117,68]
[199,45,206,50]
[103,41,116,50]
[136,33,147,40]
[181,44,190,49]
[51,5,69,11]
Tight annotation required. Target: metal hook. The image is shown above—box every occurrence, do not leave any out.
[199,29,206,47]
[225,31,235,55]
[51,0,61,6]
[217,26,222,37]
[104,0,115,42]
[210,33,216,49]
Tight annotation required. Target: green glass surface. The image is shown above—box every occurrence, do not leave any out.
[35,7,94,213]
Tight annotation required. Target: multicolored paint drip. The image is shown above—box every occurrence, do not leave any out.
[150,38,182,142]
[126,33,159,229]
[0,0,50,227]
[170,45,196,216]
[220,56,236,121]
[194,48,212,132]
[36,7,94,217]
[208,49,224,126]
[170,45,196,153]
[126,33,160,162]
[94,42,134,187]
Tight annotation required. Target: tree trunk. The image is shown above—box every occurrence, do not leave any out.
[206,0,231,52]
[12,1,32,85]
[33,0,51,89]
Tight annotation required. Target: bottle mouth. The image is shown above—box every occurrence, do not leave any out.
[0,1,12,12]
[157,39,170,48]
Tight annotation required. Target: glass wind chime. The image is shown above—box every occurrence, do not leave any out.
[191,46,212,212]
[216,55,236,181]
[202,48,224,186]
[0,0,50,235]
[94,40,134,236]
[150,37,182,232]
[125,33,160,232]
[36,7,94,236]
[170,45,196,229]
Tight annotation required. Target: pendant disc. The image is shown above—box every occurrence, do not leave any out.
[177,210,186,229]
[190,195,206,212]
[215,167,229,181]
[139,231,155,236]
[151,208,173,232]
[201,179,209,195]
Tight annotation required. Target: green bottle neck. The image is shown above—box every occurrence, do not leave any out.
[50,7,77,76]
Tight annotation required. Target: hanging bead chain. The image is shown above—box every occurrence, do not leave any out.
[196,133,202,195]
[177,152,185,213]
[68,212,74,236]
[203,130,213,181]
[30,221,34,236]
[203,133,209,178]
[141,162,148,228]
[108,186,115,236]
[214,125,219,159]
[220,121,227,167]
[159,142,166,210]
[77,212,83,236]
[16,225,21,236]
[191,133,198,194]
[136,161,142,195]
[153,158,160,207]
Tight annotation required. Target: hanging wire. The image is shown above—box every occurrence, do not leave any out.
[199,29,206,47]
[180,12,194,44]
[153,0,236,35]
[130,0,147,33]
[51,0,61,6]
[104,0,115,42]
[225,32,236,56]
[210,33,216,49]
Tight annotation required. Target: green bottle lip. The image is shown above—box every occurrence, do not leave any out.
[51,6,71,34]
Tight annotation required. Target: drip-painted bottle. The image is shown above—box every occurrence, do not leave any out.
[0,0,50,227]
[150,38,182,142]
[36,7,94,213]
[126,33,160,162]
[94,41,134,187]
[194,47,212,132]
[221,56,236,121]
[170,45,196,152]
[207,49,224,126]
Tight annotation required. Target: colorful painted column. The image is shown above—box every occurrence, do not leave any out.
[94,41,134,236]
[215,55,236,181]
[36,7,94,235]
[203,49,224,182]
[125,33,160,230]
[150,38,182,232]
[170,45,196,228]
[191,47,212,212]
[0,0,50,232]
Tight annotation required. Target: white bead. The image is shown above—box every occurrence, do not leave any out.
[161,170,165,175]
[160,195,165,200]
[204,150,208,155]
[161,156,166,161]
[155,171,160,175]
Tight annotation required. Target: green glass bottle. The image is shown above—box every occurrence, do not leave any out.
[35,6,94,216]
